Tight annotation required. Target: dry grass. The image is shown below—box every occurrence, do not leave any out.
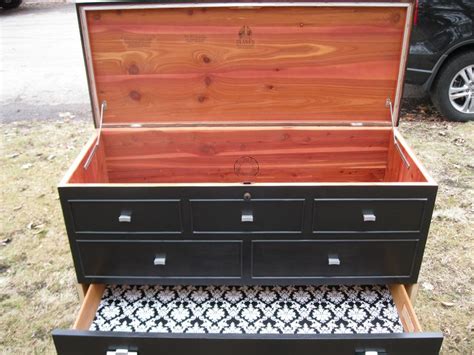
[0,107,473,354]
[0,119,93,355]
[398,103,474,354]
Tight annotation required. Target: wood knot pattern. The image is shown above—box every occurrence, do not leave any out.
[84,6,409,125]
[129,90,141,101]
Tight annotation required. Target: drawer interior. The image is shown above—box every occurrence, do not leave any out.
[73,284,422,335]
[62,127,433,185]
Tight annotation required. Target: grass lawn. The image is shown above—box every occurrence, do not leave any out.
[1,105,473,354]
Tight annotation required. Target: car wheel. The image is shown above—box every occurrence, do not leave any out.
[431,51,474,122]
[0,0,22,9]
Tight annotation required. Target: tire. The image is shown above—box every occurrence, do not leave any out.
[431,51,474,122]
[0,0,22,9]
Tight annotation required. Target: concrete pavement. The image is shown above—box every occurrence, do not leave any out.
[0,3,90,122]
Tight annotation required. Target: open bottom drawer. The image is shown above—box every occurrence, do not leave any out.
[53,284,442,355]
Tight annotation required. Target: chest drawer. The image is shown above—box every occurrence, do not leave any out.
[313,199,427,233]
[252,240,418,279]
[76,240,242,281]
[190,199,305,233]
[69,200,182,233]
[53,283,443,355]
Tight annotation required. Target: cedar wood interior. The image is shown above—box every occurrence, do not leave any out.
[83,5,412,126]
[63,4,434,185]
[63,127,432,185]
[73,284,422,334]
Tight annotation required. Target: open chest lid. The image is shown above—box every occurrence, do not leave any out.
[77,1,413,128]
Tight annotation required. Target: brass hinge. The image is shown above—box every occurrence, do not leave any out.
[386,98,410,169]
[83,100,107,170]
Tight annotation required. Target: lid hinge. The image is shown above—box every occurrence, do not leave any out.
[84,100,107,170]
[386,98,410,169]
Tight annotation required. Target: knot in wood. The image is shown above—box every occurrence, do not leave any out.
[129,90,141,101]
[128,64,139,75]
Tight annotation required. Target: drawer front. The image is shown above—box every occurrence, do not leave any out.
[77,240,242,279]
[191,199,305,233]
[252,240,418,278]
[70,200,182,233]
[313,199,427,233]
[53,331,443,355]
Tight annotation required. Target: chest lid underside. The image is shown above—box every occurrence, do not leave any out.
[78,1,413,128]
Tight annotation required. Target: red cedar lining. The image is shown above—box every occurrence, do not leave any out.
[384,131,428,183]
[68,136,109,183]
[64,127,429,184]
[84,6,407,125]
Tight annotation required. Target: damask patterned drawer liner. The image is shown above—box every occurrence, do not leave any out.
[90,284,403,334]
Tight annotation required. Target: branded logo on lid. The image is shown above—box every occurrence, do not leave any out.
[234,156,259,178]
[236,25,255,48]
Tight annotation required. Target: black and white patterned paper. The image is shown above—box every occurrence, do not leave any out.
[91,285,403,334]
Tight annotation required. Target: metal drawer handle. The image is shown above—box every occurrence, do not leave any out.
[362,212,376,222]
[153,254,166,266]
[106,349,137,355]
[241,210,254,223]
[328,254,340,266]
[118,210,132,223]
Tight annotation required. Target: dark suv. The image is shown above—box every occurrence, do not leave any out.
[407,0,474,121]
[0,0,22,9]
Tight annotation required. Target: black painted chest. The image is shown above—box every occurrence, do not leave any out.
[53,1,443,354]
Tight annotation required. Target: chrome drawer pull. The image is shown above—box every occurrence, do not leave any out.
[328,254,340,266]
[153,254,166,266]
[355,349,386,355]
[118,210,132,223]
[241,210,254,223]
[106,350,137,355]
[362,212,376,222]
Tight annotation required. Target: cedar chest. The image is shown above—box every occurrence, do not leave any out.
[53,1,444,354]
